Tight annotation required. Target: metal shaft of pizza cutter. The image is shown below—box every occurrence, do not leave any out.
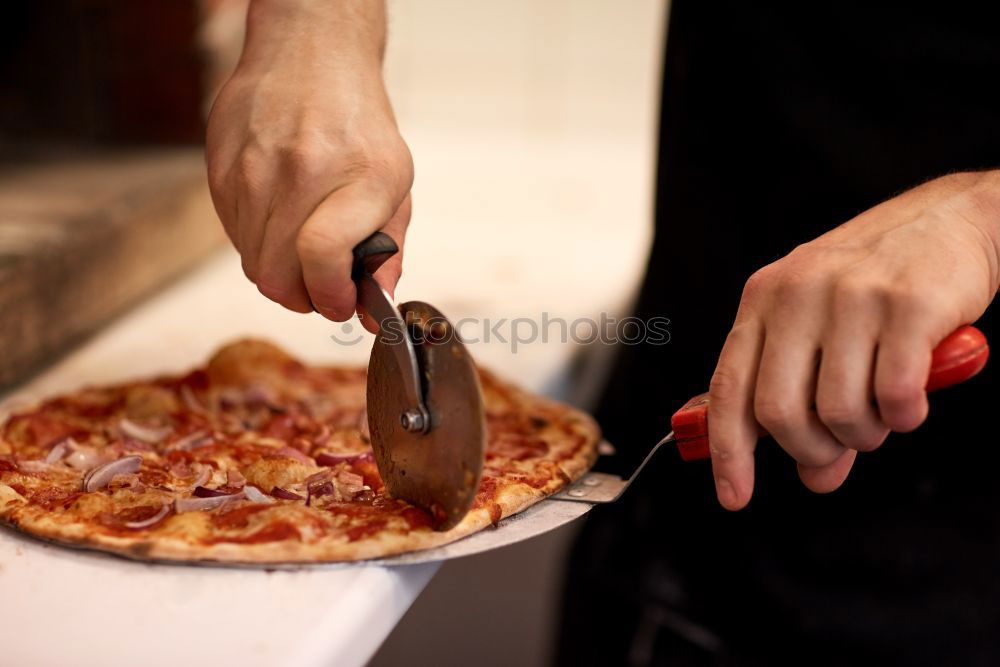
[352,232,430,434]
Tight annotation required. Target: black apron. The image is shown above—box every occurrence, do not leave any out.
[558,2,1000,665]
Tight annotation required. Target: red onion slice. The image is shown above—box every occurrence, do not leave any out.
[119,418,172,444]
[17,460,50,473]
[166,429,213,452]
[183,466,211,491]
[243,485,276,504]
[83,456,143,492]
[304,469,333,485]
[315,451,374,466]
[123,504,171,530]
[193,485,230,498]
[65,446,104,471]
[45,439,73,464]
[180,385,209,414]
[337,471,365,488]
[174,493,244,512]
[275,446,313,465]
[271,486,304,501]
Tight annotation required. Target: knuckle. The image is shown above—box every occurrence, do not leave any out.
[740,268,771,304]
[830,275,872,312]
[240,256,258,283]
[881,284,925,315]
[876,380,923,409]
[773,265,820,301]
[708,365,741,403]
[794,446,842,469]
[848,431,887,453]
[754,394,795,432]
[206,161,229,197]
[278,141,330,180]
[816,399,861,431]
[235,153,267,193]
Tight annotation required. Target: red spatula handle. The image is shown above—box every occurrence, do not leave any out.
[672,324,989,461]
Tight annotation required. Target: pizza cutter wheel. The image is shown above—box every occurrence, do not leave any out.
[353,233,486,531]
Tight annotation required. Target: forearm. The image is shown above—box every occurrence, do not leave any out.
[242,0,387,74]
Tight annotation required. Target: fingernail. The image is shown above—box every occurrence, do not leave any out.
[715,477,737,509]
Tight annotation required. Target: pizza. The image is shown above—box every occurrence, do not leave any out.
[0,340,599,563]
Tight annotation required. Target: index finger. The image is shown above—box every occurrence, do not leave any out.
[707,319,764,510]
[297,180,399,322]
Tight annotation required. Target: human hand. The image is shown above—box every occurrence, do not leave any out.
[206,0,412,330]
[707,171,1000,509]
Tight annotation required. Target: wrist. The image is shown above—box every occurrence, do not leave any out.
[955,170,1000,294]
[243,0,386,71]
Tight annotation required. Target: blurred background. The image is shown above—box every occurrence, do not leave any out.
[0,1,664,665]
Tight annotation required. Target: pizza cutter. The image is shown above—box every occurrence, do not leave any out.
[552,324,990,502]
[353,232,486,531]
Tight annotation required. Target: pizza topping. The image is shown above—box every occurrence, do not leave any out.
[306,480,335,506]
[335,470,365,497]
[45,440,71,464]
[193,485,230,498]
[64,445,104,471]
[314,451,374,466]
[119,504,171,530]
[119,418,172,444]
[166,429,213,451]
[304,469,333,485]
[211,503,270,529]
[17,460,51,473]
[83,456,143,492]
[226,469,246,488]
[275,446,313,466]
[108,473,143,491]
[180,385,209,414]
[243,485,276,504]
[242,456,313,492]
[246,384,284,409]
[175,492,243,512]
[25,415,81,448]
[206,520,301,545]
[487,433,549,461]
[31,487,81,510]
[271,486,303,501]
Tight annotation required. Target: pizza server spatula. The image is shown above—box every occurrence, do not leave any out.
[553,324,990,502]
[352,232,486,531]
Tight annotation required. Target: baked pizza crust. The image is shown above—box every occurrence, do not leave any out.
[0,340,600,564]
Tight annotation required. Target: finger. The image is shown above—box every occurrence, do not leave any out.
[233,156,276,282]
[298,180,400,321]
[255,207,314,313]
[707,319,764,511]
[815,320,890,452]
[797,448,857,493]
[874,324,934,433]
[207,161,239,246]
[357,192,412,334]
[754,331,846,469]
